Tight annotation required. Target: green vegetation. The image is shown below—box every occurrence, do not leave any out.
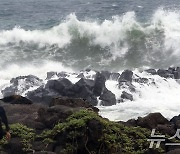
[0,110,167,153]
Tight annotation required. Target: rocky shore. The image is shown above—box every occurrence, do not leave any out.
[1,67,180,153]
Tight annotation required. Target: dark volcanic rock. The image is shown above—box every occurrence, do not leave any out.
[45,78,73,94]
[27,86,59,105]
[134,77,149,84]
[46,72,57,80]
[145,69,157,75]
[99,88,116,106]
[67,78,97,106]
[93,72,106,96]
[118,70,133,83]
[119,82,136,92]
[2,75,43,97]
[57,71,68,78]
[137,112,169,129]
[1,95,32,104]
[77,73,85,78]
[170,115,180,129]
[157,69,173,78]
[101,71,111,80]
[121,91,133,101]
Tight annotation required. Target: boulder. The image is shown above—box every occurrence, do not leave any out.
[99,88,116,106]
[57,72,68,78]
[121,91,133,101]
[170,115,180,129]
[1,95,32,104]
[27,86,59,104]
[93,72,106,96]
[77,73,85,78]
[46,72,57,80]
[118,70,133,83]
[136,113,169,129]
[119,82,136,92]
[45,78,73,95]
[134,77,149,84]
[145,69,157,75]
[67,78,97,106]
[2,75,43,97]
[157,69,173,78]
[101,71,111,80]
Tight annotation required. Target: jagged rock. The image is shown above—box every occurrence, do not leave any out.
[57,71,68,78]
[121,91,133,101]
[27,86,59,104]
[101,71,111,80]
[67,78,97,106]
[45,78,73,95]
[1,95,32,104]
[119,82,136,92]
[118,70,133,83]
[170,115,180,129]
[77,73,85,78]
[99,88,116,106]
[134,77,149,84]
[93,72,106,96]
[46,72,57,80]
[2,75,43,97]
[137,113,169,129]
[145,69,157,75]
[157,69,173,78]
[168,67,176,74]
[110,73,120,81]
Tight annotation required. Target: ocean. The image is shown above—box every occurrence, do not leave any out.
[1,0,180,121]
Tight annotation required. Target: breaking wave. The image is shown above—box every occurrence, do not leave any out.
[1,8,180,70]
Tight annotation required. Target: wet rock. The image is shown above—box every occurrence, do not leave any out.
[77,73,85,78]
[110,73,120,81]
[45,78,73,95]
[27,86,59,104]
[168,67,176,74]
[99,88,116,106]
[134,77,149,84]
[121,91,133,101]
[2,75,43,97]
[118,70,133,83]
[119,82,136,92]
[145,69,157,75]
[101,71,111,80]
[46,72,57,80]
[68,79,97,106]
[157,69,173,78]
[93,72,106,96]
[57,71,68,78]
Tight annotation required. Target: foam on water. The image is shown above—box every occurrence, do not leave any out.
[99,70,180,121]
[2,9,180,69]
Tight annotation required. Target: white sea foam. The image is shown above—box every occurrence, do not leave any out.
[99,70,180,121]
